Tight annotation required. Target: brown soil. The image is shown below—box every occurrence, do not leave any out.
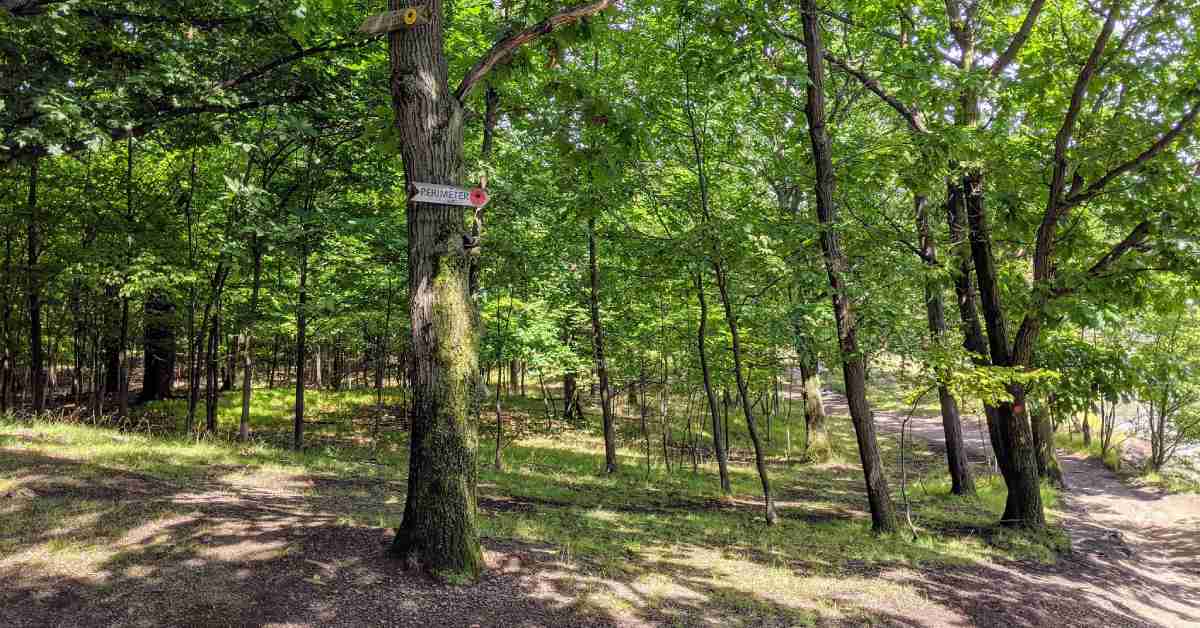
[858,393,1200,627]
[3,390,1197,627]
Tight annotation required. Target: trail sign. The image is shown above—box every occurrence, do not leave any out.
[358,7,431,34]
[411,182,490,208]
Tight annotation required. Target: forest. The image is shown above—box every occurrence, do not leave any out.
[2,0,1199,626]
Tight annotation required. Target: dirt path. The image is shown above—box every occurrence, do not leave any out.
[847,391,1200,627]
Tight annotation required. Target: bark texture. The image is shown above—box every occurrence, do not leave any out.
[915,195,975,495]
[140,291,176,402]
[587,217,618,473]
[386,0,483,579]
[963,176,1044,527]
[800,0,896,532]
[694,274,731,495]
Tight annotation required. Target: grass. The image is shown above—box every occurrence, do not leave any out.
[1053,417,1200,494]
[1054,422,1124,472]
[0,379,1069,625]
[1135,467,1200,494]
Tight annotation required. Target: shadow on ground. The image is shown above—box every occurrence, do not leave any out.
[4,441,1190,628]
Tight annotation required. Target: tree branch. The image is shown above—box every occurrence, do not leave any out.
[216,35,381,92]
[1048,3,1118,215]
[989,0,1046,76]
[1082,220,1154,277]
[1062,96,1200,210]
[823,54,929,134]
[0,35,377,166]
[1051,220,1153,298]
[767,23,929,135]
[454,0,613,102]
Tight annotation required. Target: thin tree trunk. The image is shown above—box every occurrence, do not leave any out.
[915,194,975,495]
[493,362,504,470]
[796,340,830,461]
[2,210,15,413]
[118,297,129,419]
[239,239,263,441]
[800,0,897,532]
[294,234,309,451]
[269,334,280,389]
[27,158,44,413]
[946,179,1004,469]
[694,274,731,495]
[587,217,618,473]
[713,262,777,525]
[205,298,221,433]
[563,371,579,422]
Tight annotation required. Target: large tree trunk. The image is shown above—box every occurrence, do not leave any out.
[800,0,896,533]
[694,274,731,496]
[587,217,618,473]
[140,291,176,402]
[915,195,975,495]
[386,0,483,580]
[27,158,45,413]
[963,175,1044,527]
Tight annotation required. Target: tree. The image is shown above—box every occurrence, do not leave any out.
[798,0,896,533]
[383,0,616,580]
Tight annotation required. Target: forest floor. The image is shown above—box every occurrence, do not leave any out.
[0,383,1195,627]
[862,396,1200,627]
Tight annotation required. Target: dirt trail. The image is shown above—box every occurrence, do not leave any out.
[843,391,1200,627]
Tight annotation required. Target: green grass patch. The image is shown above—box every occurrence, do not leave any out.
[1,381,1067,624]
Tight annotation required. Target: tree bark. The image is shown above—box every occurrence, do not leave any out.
[963,174,1045,527]
[713,261,777,525]
[795,337,830,462]
[294,234,308,451]
[385,0,483,579]
[915,194,975,495]
[800,0,897,533]
[587,216,618,473]
[27,158,45,413]
[694,274,731,496]
[140,291,176,402]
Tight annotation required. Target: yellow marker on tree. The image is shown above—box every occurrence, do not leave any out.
[358,7,430,34]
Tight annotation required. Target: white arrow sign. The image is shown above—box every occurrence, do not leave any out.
[411,182,489,208]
